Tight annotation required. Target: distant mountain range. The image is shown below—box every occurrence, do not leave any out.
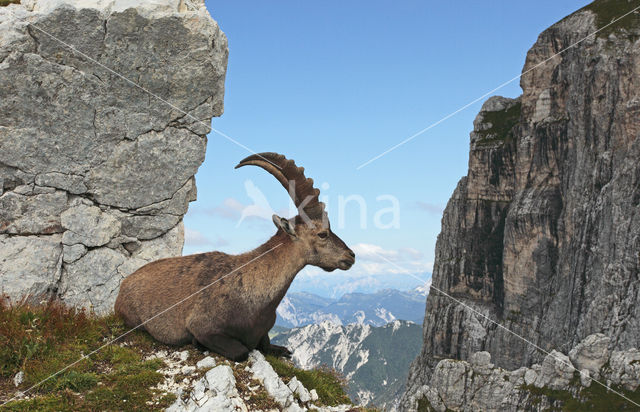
[288,272,431,298]
[275,285,429,328]
[272,320,423,410]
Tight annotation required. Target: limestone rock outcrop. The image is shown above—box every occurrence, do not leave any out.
[0,0,228,313]
[159,350,352,412]
[402,0,640,409]
[402,333,640,411]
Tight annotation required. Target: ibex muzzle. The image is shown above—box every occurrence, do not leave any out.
[114,153,354,361]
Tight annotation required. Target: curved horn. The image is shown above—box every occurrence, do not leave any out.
[235,152,325,221]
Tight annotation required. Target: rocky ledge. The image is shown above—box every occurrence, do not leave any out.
[404,333,640,411]
[0,0,228,313]
[147,349,353,412]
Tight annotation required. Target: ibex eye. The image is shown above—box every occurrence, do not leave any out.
[318,232,328,239]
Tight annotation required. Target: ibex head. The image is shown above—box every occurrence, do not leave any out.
[236,152,355,272]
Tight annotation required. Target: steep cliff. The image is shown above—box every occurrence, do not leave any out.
[0,0,227,313]
[402,0,640,409]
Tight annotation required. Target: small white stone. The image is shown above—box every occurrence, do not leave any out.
[579,369,592,387]
[524,368,537,386]
[196,356,216,370]
[284,403,305,412]
[249,350,295,407]
[190,377,207,403]
[310,389,319,402]
[287,376,311,403]
[13,371,24,387]
[205,365,237,398]
[175,350,189,362]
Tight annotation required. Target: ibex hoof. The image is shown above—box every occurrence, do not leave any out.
[267,344,293,358]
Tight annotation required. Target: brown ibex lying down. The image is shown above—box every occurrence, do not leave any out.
[114,152,355,361]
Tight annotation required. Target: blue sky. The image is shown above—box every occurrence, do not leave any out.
[185,1,590,298]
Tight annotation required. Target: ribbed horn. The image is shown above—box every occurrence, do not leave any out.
[235,152,326,221]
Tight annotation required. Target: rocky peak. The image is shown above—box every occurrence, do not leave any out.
[0,0,228,313]
[402,0,640,409]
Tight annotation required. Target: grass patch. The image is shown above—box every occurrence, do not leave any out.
[475,101,521,146]
[232,365,281,411]
[0,297,176,411]
[416,395,433,412]
[246,388,281,411]
[576,0,640,40]
[265,354,352,407]
[416,395,453,412]
[521,377,640,411]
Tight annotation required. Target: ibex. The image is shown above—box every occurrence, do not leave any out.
[114,153,355,361]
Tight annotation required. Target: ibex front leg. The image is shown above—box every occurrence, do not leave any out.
[187,316,250,361]
[257,333,292,358]
[193,332,250,362]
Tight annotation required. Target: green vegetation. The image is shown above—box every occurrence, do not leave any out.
[231,365,281,411]
[0,298,176,411]
[520,372,640,411]
[0,299,372,411]
[416,395,453,412]
[578,0,640,39]
[0,0,20,7]
[475,101,521,146]
[265,354,352,407]
[417,396,434,411]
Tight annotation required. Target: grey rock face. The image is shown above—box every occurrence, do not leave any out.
[0,189,67,235]
[568,333,610,378]
[403,334,640,411]
[61,204,121,247]
[608,349,640,391]
[0,234,63,299]
[534,350,574,390]
[402,1,640,409]
[0,0,227,313]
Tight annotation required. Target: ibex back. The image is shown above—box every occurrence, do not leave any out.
[114,152,355,361]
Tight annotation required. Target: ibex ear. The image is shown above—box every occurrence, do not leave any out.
[272,214,296,237]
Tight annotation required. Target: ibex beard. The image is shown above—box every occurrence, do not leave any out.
[114,152,355,362]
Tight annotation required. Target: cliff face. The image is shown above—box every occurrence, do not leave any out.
[403,0,640,409]
[0,0,228,313]
[403,333,640,411]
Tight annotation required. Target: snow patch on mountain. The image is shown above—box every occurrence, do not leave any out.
[412,280,431,296]
[273,320,422,410]
[276,296,341,327]
[375,307,396,323]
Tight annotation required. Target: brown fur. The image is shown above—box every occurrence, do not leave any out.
[114,219,354,361]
